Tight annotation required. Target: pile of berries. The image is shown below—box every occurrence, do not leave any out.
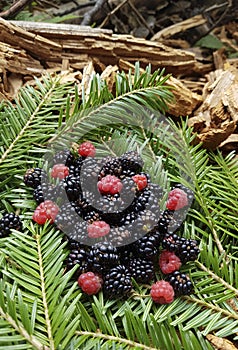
[23,141,199,304]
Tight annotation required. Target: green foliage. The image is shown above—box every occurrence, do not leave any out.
[195,34,223,50]
[0,63,237,349]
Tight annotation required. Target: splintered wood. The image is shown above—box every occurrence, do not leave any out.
[0,18,201,77]
[0,17,237,150]
[188,67,238,150]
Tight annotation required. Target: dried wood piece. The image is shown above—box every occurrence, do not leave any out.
[117,59,202,117]
[206,334,237,350]
[166,76,202,117]
[188,68,238,149]
[0,41,43,75]
[151,15,207,41]
[0,19,200,76]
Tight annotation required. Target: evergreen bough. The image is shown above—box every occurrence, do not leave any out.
[0,63,237,349]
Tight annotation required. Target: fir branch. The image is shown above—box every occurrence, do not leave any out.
[183,295,238,321]
[76,330,159,350]
[0,305,48,350]
[196,261,238,296]
[0,77,60,165]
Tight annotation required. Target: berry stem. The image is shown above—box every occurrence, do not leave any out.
[36,232,56,350]
[0,305,49,350]
[76,330,159,350]
[183,295,238,320]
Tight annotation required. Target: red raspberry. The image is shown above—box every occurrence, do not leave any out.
[78,272,102,295]
[166,188,188,211]
[32,200,59,225]
[132,174,148,191]
[78,142,96,157]
[97,175,123,195]
[159,250,181,274]
[51,164,69,179]
[150,280,174,304]
[87,221,110,238]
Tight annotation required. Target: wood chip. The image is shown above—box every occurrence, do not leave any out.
[206,334,237,350]
[188,68,238,149]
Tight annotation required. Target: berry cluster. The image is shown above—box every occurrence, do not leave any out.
[24,141,199,303]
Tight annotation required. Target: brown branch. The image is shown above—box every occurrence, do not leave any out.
[99,0,129,28]
[0,0,32,19]
[81,0,108,26]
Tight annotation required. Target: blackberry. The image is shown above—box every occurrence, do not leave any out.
[98,156,122,180]
[157,210,179,235]
[83,210,102,224]
[24,168,45,188]
[33,184,55,204]
[120,151,143,176]
[53,149,75,167]
[177,238,200,263]
[117,244,134,265]
[88,242,119,274]
[162,233,182,253]
[68,220,89,243]
[104,265,132,297]
[66,240,89,277]
[55,202,80,232]
[80,157,101,193]
[128,258,155,283]
[109,226,132,246]
[167,270,193,296]
[0,213,22,238]
[64,175,81,202]
[69,157,84,177]
[132,232,158,259]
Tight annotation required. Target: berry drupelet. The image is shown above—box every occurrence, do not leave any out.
[0,213,22,238]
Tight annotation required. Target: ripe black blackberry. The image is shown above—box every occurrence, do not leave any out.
[177,238,200,263]
[98,156,122,180]
[64,175,81,202]
[33,184,55,204]
[66,240,89,277]
[68,220,89,243]
[128,258,155,284]
[132,232,158,259]
[53,149,75,167]
[88,242,119,274]
[55,202,80,232]
[157,210,180,235]
[109,226,132,246]
[0,213,22,238]
[83,210,101,224]
[120,151,143,176]
[167,270,193,296]
[24,168,46,188]
[69,157,84,177]
[162,232,182,253]
[103,265,132,297]
[80,157,101,193]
